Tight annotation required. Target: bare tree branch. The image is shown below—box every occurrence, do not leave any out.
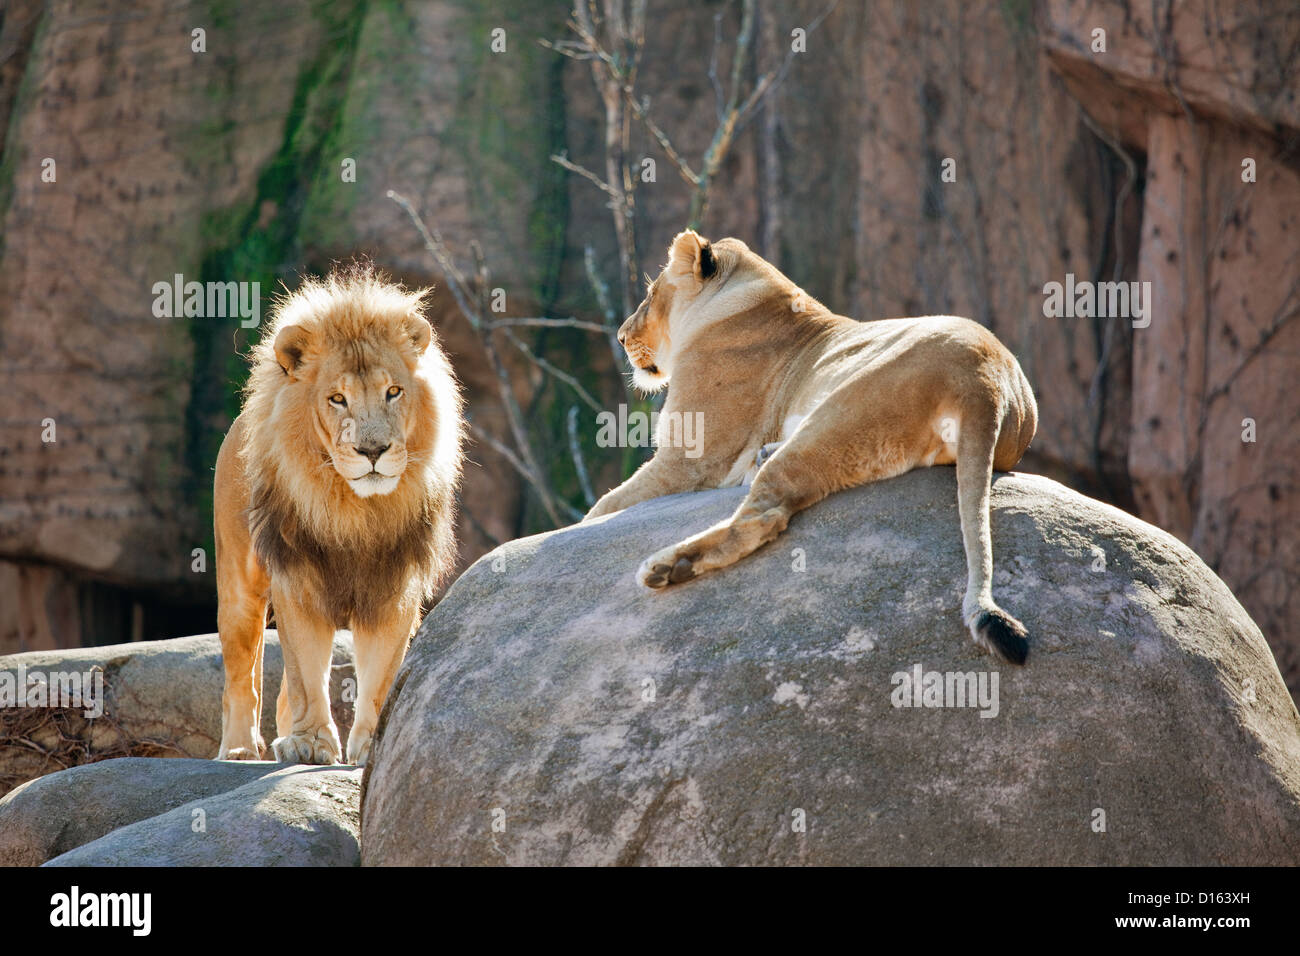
[564,0,646,317]
[586,0,840,228]
[389,192,581,526]
[708,12,727,122]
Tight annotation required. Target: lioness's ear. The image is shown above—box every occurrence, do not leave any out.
[273,324,313,376]
[669,229,718,281]
[404,312,433,354]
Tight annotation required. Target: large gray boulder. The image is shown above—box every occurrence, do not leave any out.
[43,764,362,867]
[361,470,1300,865]
[0,631,355,796]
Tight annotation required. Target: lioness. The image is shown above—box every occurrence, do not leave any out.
[214,266,463,765]
[587,231,1038,663]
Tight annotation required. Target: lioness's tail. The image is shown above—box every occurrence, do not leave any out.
[955,408,1029,665]
[971,607,1029,665]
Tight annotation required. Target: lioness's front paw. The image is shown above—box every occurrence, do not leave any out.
[637,550,698,589]
[272,727,341,765]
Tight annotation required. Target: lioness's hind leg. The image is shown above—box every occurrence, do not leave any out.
[638,501,794,589]
[639,405,917,588]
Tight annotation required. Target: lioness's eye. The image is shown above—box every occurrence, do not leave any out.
[329,393,346,407]
[386,385,403,401]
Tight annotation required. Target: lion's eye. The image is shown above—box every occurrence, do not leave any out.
[386,385,403,401]
[328,393,346,407]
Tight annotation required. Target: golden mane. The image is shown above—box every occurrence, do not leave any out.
[237,265,464,618]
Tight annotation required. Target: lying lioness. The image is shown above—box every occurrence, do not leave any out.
[586,231,1038,663]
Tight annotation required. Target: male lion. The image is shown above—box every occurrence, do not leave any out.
[587,231,1038,664]
[214,265,463,765]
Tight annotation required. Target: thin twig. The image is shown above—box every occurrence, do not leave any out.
[472,420,582,521]
[487,316,608,333]
[585,244,626,368]
[454,490,504,549]
[623,94,701,187]
[386,189,480,330]
[500,327,605,412]
[469,423,543,493]
[550,151,620,199]
[567,405,596,507]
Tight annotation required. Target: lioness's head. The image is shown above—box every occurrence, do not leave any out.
[619,230,784,392]
[259,269,448,499]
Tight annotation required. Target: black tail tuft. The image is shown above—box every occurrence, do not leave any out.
[974,608,1029,665]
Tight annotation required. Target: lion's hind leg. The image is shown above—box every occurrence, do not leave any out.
[215,537,270,760]
[214,415,272,760]
[956,405,1029,664]
[217,597,268,760]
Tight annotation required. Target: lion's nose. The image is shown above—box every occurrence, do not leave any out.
[617,328,627,345]
[357,442,390,465]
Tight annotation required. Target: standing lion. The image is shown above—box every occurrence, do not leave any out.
[214,265,463,766]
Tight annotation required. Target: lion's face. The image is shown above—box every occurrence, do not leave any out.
[271,295,436,499]
[311,350,418,498]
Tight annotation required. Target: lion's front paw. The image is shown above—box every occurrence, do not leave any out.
[637,549,698,589]
[217,733,266,760]
[218,745,264,761]
[272,727,341,765]
[345,727,374,767]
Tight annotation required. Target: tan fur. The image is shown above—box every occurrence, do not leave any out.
[214,265,463,765]
[587,231,1039,662]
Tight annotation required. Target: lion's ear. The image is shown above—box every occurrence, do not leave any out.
[404,312,433,354]
[273,324,313,377]
[669,229,718,281]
